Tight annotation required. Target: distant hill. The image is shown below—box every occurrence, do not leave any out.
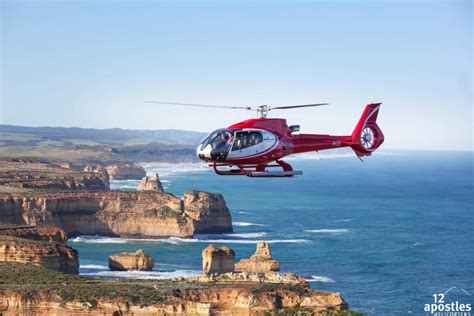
[0,125,207,146]
[0,125,208,164]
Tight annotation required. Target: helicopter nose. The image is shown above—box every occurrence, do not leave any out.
[196,144,212,161]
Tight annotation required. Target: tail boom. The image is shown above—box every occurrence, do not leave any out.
[290,103,384,157]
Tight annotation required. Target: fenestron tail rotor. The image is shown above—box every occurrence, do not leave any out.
[144,101,329,118]
[360,127,375,149]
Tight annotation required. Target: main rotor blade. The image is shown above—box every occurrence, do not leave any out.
[144,101,252,110]
[270,103,329,110]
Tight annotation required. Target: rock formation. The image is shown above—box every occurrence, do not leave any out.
[0,161,108,192]
[235,242,280,273]
[137,174,164,192]
[184,191,232,233]
[109,249,154,271]
[194,271,305,284]
[0,226,78,274]
[0,191,232,238]
[202,244,235,274]
[105,164,146,180]
[0,225,67,243]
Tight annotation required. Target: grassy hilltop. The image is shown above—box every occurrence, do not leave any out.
[0,125,207,164]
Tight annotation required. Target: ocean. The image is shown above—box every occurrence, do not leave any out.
[70,150,473,315]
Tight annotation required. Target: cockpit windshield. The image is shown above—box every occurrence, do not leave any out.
[199,129,237,161]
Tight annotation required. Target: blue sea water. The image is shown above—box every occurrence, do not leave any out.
[71,150,473,315]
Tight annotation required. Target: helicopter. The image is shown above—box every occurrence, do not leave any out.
[145,101,384,177]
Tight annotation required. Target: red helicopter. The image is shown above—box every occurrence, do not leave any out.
[145,101,384,177]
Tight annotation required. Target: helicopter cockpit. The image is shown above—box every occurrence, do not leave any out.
[197,129,236,162]
[196,128,268,162]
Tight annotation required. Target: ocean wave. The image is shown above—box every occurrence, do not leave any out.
[223,232,267,238]
[69,235,308,245]
[306,275,335,283]
[80,264,109,269]
[80,268,201,280]
[333,219,352,223]
[165,237,308,244]
[237,211,253,215]
[69,236,128,244]
[305,229,349,234]
[233,221,267,227]
[141,162,210,177]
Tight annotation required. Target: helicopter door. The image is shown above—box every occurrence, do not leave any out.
[227,130,277,159]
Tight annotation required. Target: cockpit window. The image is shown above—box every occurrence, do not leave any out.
[232,131,263,151]
[199,129,238,161]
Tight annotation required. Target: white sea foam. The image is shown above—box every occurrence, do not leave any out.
[80,264,109,269]
[334,219,352,223]
[223,232,267,238]
[305,229,349,234]
[165,237,308,244]
[70,235,308,245]
[141,162,209,177]
[237,211,253,215]
[80,268,201,280]
[69,236,128,244]
[233,221,267,227]
[306,275,335,283]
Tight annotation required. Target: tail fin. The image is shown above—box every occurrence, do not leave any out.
[350,103,384,157]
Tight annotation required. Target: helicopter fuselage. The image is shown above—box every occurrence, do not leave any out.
[195,103,384,177]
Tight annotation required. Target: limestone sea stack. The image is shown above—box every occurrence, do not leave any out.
[105,164,146,180]
[184,191,233,233]
[202,244,235,275]
[109,249,154,271]
[137,174,164,192]
[235,242,280,273]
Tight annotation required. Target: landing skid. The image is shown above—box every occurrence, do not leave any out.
[211,160,303,177]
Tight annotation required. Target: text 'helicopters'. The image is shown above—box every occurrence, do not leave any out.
[145,101,385,177]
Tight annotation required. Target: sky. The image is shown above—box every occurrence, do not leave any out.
[1,0,472,151]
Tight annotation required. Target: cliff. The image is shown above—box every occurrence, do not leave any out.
[0,225,67,243]
[0,262,352,315]
[0,237,78,274]
[0,191,232,238]
[183,191,233,233]
[0,160,108,193]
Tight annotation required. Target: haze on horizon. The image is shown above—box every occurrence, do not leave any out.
[1,1,472,151]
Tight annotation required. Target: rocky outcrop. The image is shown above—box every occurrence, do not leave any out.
[105,164,146,180]
[0,161,109,193]
[137,174,164,192]
[0,225,67,243]
[183,191,232,233]
[0,225,78,274]
[109,249,154,271]
[194,271,306,284]
[202,244,235,275]
[235,242,280,273]
[0,237,78,274]
[0,191,232,238]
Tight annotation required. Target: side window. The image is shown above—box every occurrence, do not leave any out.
[232,131,263,151]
